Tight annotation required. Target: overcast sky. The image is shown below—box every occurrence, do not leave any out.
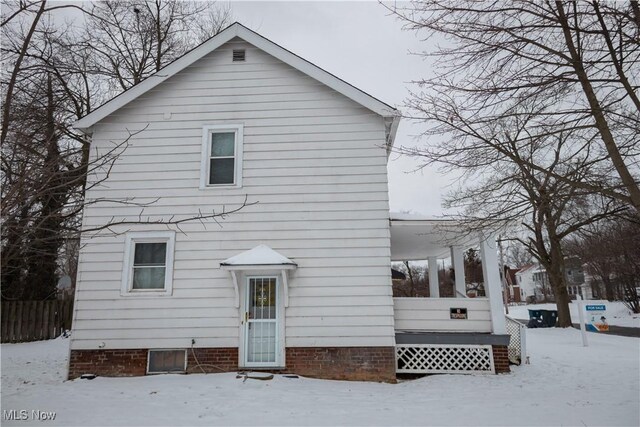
[229,1,453,216]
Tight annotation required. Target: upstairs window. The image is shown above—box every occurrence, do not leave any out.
[200,124,243,189]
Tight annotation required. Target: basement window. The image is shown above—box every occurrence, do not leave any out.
[232,49,245,62]
[147,350,187,374]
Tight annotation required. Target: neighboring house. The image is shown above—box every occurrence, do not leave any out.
[505,267,521,303]
[564,257,587,300]
[515,265,536,303]
[517,258,589,303]
[69,23,513,382]
[531,266,555,302]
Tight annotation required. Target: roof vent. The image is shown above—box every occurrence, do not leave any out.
[232,49,245,62]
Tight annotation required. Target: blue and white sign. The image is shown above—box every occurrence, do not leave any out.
[585,303,608,332]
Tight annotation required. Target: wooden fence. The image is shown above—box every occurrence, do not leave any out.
[1,299,73,343]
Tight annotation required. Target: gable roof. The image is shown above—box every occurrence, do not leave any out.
[516,264,536,274]
[73,22,400,143]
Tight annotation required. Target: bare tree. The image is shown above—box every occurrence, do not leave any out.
[505,242,535,269]
[393,262,429,297]
[387,0,640,212]
[438,265,454,297]
[1,1,235,301]
[403,261,417,297]
[567,216,640,312]
[0,0,46,147]
[463,248,484,296]
[395,96,625,326]
[387,1,635,326]
[85,0,232,92]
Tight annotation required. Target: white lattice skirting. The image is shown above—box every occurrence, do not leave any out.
[505,316,526,364]
[396,344,495,374]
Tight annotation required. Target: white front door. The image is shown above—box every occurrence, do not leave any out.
[243,276,280,367]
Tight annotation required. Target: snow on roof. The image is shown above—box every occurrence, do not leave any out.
[220,244,296,267]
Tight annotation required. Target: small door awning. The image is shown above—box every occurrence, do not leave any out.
[220,244,297,270]
[220,245,297,308]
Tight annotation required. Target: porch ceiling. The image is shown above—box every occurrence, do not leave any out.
[389,213,476,261]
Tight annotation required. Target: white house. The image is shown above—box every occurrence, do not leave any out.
[515,264,537,303]
[517,259,590,303]
[69,23,515,382]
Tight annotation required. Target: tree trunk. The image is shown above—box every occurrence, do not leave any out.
[545,228,572,327]
[404,261,416,297]
[547,264,572,327]
[602,275,615,301]
[23,74,65,300]
[0,212,29,300]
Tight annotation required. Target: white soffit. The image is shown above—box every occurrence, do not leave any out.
[73,22,400,133]
[389,213,478,261]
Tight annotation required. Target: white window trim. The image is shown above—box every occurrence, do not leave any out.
[121,231,175,297]
[200,124,244,189]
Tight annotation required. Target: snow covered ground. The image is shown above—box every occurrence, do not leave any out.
[507,301,640,328]
[2,329,639,426]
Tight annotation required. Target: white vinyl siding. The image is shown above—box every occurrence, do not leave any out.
[72,39,394,351]
[121,231,175,296]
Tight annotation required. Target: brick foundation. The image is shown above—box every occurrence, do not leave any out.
[187,347,238,373]
[68,348,238,379]
[69,346,396,382]
[492,345,510,373]
[285,347,396,382]
[68,349,148,379]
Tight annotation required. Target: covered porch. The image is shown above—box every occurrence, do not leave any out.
[389,213,524,374]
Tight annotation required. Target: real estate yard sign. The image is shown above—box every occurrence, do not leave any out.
[585,304,609,332]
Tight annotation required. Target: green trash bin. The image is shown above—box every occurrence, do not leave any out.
[527,309,543,328]
[527,309,557,328]
[540,310,558,327]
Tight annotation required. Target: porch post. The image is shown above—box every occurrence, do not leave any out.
[428,256,440,298]
[479,234,507,334]
[450,246,466,298]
